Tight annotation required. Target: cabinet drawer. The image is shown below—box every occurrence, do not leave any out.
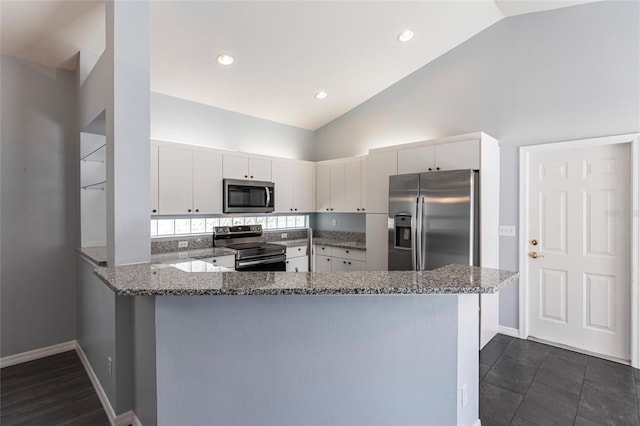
[314,245,333,256]
[314,255,332,272]
[286,256,308,272]
[286,246,307,259]
[205,255,235,268]
[331,247,366,262]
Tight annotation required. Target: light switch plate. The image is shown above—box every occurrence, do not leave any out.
[281,233,288,239]
[331,219,337,227]
[178,241,189,248]
[499,225,516,237]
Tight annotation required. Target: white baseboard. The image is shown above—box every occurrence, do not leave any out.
[473,419,482,426]
[0,340,76,368]
[114,410,138,426]
[498,325,521,338]
[75,342,118,423]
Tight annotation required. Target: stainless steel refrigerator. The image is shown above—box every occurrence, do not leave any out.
[388,169,479,271]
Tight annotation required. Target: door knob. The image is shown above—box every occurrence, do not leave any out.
[530,239,539,246]
[529,251,544,259]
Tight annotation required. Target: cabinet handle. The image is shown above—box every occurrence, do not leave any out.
[330,208,334,211]
[212,259,217,263]
[436,167,440,171]
[244,175,248,178]
[298,248,301,251]
[356,208,360,211]
[327,258,330,261]
[326,208,329,211]
[348,261,352,265]
[188,209,192,212]
[321,247,325,250]
[290,208,293,211]
[362,208,365,211]
[286,261,289,264]
[195,209,199,212]
[346,250,349,253]
[343,261,347,264]
[294,208,297,211]
[152,209,157,213]
[428,168,433,171]
[250,175,254,179]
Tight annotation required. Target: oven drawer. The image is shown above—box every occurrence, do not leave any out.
[236,254,286,271]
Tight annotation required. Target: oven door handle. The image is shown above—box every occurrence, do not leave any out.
[236,255,285,269]
[265,187,271,208]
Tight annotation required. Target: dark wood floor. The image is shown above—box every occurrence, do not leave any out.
[480,334,640,426]
[1,350,109,426]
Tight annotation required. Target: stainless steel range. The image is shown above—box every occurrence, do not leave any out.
[213,225,286,271]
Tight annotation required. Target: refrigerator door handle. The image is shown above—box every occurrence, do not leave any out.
[416,197,423,271]
[411,210,417,271]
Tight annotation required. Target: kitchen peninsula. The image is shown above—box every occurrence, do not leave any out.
[93,262,517,426]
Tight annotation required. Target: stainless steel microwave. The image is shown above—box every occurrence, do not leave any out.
[223,179,275,213]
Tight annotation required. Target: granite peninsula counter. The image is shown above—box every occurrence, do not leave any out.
[87,261,518,426]
[94,263,517,296]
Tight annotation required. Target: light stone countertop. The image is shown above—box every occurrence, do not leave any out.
[93,263,518,296]
[77,246,108,266]
[312,238,366,251]
[270,239,308,248]
[150,247,236,264]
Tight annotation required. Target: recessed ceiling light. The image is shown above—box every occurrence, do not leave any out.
[216,54,234,65]
[315,91,328,100]
[397,30,414,42]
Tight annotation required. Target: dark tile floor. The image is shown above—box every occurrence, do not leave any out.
[1,350,110,426]
[480,334,640,426]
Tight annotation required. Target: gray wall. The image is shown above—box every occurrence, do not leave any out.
[155,295,472,425]
[314,1,640,328]
[77,258,117,406]
[311,213,366,233]
[133,296,157,426]
[1,56,79,357]
[151,92,317,161]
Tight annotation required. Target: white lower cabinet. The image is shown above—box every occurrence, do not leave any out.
[285,245,309,272]
[286,256,308,272]
[314,255,333,272]
[205,255,235,268]
[313,245,366,272]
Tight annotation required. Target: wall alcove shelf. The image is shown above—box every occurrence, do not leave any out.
[81,144,106,163]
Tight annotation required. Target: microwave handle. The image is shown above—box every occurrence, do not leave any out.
[265,187,271,208]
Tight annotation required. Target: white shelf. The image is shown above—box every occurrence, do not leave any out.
[81,181,106,191]
[81,144,106,163]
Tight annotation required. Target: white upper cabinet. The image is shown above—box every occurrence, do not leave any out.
[272,160,294,213]
[315,164,332,212]
[344,158,365,212]
[397,145,435,174]
[158,146,193,215]
[434,140,480,170]
[329,162,345,212]
[193,150,223,214]
[223,154,271,181]
[151,145,159,215]
[293,163,314,212]
[365,150,397,214]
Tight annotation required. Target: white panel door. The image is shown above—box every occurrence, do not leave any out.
[331,257,350,272]
[222,154,249,179]
[315,255,332,272]
[293,163,314,212]
[151,145,159,215]
[344,158,363,212]
[272,161,294,213]
[527,143,631,360]
[158,146,193,215]
[330,162,346,212]
[434,140,480,171]
[193,150,223,214]
[316,164,331,212]
[249,157,271,181]
[286,256,308,272]
[398,145,435,174]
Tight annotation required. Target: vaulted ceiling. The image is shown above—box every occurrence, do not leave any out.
[0,0,599,130]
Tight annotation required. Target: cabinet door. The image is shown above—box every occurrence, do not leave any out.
[286,256,308,272]
[293,163,314,212]
[330,162,345,212]
[365,151,397,214]
[434,140,480,171]
[272,161,294,213]
[193,150,223,214]
[344,158,363,212]
[151,145,159,215]
[207,255,235,268]
[315,255,332,272]
[315,164,332,212]
[398,145,435,174]
[249,157,271,181]
[365,213,389,271]
[348,260,367,272]
[223,154,249,179]
[331,257,349,272]
[158,146,193,215]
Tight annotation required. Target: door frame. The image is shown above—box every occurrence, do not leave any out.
[519,133,640,367]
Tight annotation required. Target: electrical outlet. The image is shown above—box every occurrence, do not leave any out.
[178,241,189,248]
[498,225,516,237]
[331,219,337,227]
[107,357,112,377]
[281,233,288,239]
[461,384,468,408]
